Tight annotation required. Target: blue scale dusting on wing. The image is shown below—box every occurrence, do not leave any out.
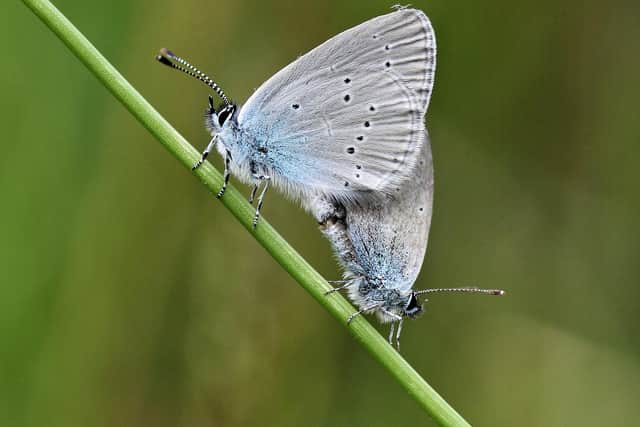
[227,111,320,187]
[348,223,413,291]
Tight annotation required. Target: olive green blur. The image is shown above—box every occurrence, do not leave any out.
[2,0,639,426]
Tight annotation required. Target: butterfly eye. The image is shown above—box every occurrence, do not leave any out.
[405,293,423,317]
[217,105,236,125]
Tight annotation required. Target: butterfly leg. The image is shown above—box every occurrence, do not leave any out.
[395,319,404,351]
[324,280,351,295]
[379,308,403,349]
[347,303,383,324]
[388,322,395,345]
[252,176,270,228]
[192,135,218,171]
[216,150,232,199]
[380,308,403,323]
[248,184,258,204]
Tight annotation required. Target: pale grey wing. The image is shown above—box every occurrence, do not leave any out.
[343,131,433,292]
[331,7,436,111]
[241,69,424,201]
[312,131,432,292]
[241,8,436,117]
[238,8,435,201]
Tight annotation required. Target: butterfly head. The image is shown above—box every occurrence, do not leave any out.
[368,287,425,322]
[205,95,237,135]
[403,292,424,319]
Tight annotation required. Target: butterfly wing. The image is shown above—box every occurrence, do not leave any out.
[339,130,434,292]
[238,8,436,202]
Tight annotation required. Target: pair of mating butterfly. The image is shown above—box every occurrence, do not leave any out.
[157,7,504,350]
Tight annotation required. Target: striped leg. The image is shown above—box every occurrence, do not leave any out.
[324,280,351,295]
[252,176,270,229]
[216,151,231,199]
[248,184,258,204]
[347,303,383,324]
[192,135,217,171]
[388,323,395,345]
[395,319,404,351]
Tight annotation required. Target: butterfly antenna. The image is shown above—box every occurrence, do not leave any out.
[156,48,230,106]
[414,287,505,296]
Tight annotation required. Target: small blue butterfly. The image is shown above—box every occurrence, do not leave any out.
[314,132,505,351]
[157,8,436,227]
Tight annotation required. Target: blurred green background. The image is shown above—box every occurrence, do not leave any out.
[2,0,640,426]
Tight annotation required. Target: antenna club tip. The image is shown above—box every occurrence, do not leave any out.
[470,287,506,296]
[159,47,172,57]
[156,55,172,67]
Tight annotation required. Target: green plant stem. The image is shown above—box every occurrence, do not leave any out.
[21,1,471,425]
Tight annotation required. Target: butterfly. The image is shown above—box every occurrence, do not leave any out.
[314,131,505,350]
[157,7,436,227]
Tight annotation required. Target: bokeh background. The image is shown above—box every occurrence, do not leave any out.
[2,0,640,426]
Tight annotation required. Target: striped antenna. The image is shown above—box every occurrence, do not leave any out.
[156,48,230,106]
[414,287,505,296]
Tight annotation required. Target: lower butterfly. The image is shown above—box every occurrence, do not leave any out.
[313,132,505,350]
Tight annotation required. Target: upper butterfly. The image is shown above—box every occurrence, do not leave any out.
[156,7,436,227]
